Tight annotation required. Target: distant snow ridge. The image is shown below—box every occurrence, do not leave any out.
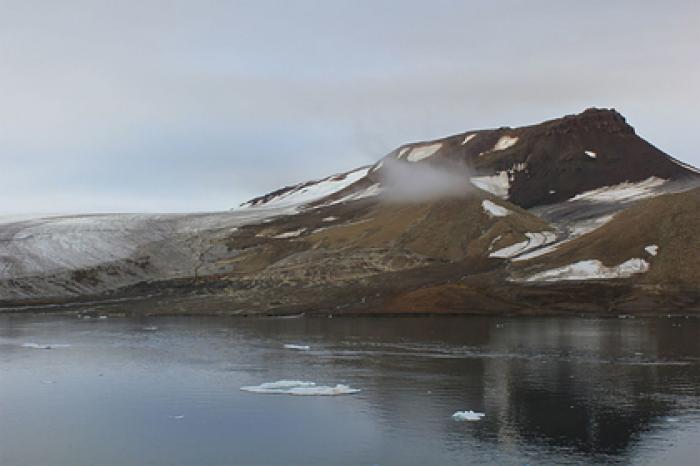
[240,380,360,396]
[243,167,370,209]
[452,410,485,421]
[525,258,649,282]
[481,200,510,217]
[569,177,666,203]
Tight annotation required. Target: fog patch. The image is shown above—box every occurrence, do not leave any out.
[377,157,474,202]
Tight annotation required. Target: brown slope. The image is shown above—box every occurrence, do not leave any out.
[512,187,700,287]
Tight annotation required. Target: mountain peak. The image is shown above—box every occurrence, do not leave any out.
[542,107,635,136]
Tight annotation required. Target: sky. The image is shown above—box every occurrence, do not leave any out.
[1,0,698,214]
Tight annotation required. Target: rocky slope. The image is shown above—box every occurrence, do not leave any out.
[1,108,699,315]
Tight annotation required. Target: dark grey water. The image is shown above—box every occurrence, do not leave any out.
[1,315,699,465]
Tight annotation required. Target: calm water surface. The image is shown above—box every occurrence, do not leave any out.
[1,315,699,465]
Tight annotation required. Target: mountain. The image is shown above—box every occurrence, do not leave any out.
[1,108,699,315]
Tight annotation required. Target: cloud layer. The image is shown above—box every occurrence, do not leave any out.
[1,0,698,213]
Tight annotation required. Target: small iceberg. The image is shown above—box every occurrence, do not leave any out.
[240,380,360,396]
[452,410,485,421]
[168,415,185,420]
[141,326,159,332]
[283,344,310,351]
[22,343,72,350]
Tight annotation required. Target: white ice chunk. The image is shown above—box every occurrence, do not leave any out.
[645,245,658,256]
[240,380,360,396]
[481,200,510,217]
[525,258,649,282]
[452,410,485,421]
[22,343,72,349]
[585,150,597,159]
[406,143,443,162]
[461,134,476,145]
[569,177,666,203]
[322,216,338,222]
[284,344,310,351]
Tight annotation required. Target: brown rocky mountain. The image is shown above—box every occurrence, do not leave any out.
[1,108,699,315]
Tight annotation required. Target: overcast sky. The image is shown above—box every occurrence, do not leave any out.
[1,0,698,214]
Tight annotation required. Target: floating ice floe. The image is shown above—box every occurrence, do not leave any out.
[585,150,597,159]
[142,326,159,331]
[283,344,310,351]
[452,410,485,421]
[489,232,557,259]
[240,380,360,396]
[169,415,185,420]
[568,177,666,203]
[481,200,510,218]
[524,258,649,282]
[645,245,659,256]
[22,343,72,350]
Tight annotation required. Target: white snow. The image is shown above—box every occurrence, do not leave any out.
[470,172,510,198]
[525,258,650,282]
[481,200,510,217]
[645,245,659,256]
[513,215,615,262]
[585,150,597,159]
[242,167,370,209]
[480,135,518,155]
[489,232,557,259]
[273,228,306,239]
[461,134,476,145]
[406,143,443,162]
[240,380,360,396]
[397,147,411,159]
[283,344,310,351]
[452,410,485,421]
[328,183,383,205]
[569,177,667,203]
[322,216,338,222]
[22,343,71,349]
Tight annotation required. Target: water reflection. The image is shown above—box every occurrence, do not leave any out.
[0,314,698,465]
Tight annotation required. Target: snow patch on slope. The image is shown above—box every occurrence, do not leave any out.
[471,172,510,198]
[645,245,658,256]
[569,177,666,203]
[461,134,476,145]
[406,143,443,162]
[481,200,510,217]
[525,258,649,282]
[490,232,557,259]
